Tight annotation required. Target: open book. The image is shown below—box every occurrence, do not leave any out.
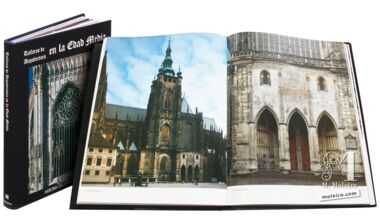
[70,32,376,209]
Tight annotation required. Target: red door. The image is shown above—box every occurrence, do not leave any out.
[289,135,297,170]
[300,136,311,171]
[288,112,311,171]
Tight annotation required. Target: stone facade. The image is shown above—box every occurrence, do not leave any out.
[227,32,364,179]
[28,52,90,193]
[85,42,226,184]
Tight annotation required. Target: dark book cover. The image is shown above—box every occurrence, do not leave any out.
[3,14,111,209]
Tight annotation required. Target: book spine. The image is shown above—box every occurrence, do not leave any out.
[3,42,18,209]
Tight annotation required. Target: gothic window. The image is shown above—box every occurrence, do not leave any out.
[318,76,327,91]
[260,70,271,86]
[127,154,137,176]
[160,125,170,144]
[237,40,242,51]
[243,37,249,50]
[163,92,171,109]
[180,122,194,149]
[52,82,82,179]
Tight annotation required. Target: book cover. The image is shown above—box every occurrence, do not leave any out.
[3,14,111,209]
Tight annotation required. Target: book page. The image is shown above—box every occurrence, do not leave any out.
[226,32,375,206]
[75,34,229,206]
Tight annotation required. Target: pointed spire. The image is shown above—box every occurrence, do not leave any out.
[166,38,172,55]
[159,39,175,76]
[177,66,182,77]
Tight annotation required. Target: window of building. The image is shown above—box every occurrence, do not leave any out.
[182,154,185,159]
[86,157,92,166]
[243,37,249,50]
[89,148,93,152]
[237,40,242,51]
[85,170,90,175]
[99,148,103,153]
[96,158,102,166]
[95,170,100,176]
[106,158,112,166]
[108,149,113,154]
[106,171,110,176]
[318,76,327,91]
[196,155,199,160]
[163,92,171,109]
[260,70,271,86]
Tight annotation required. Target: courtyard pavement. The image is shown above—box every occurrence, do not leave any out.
[82,172,366,188]
[229,171,366,186]
[83,182,227,189]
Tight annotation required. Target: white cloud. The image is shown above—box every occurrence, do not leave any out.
[105,34,227,133]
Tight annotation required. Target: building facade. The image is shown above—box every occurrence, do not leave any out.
[28,52,90,193]
[82,134,118,183]
[83,42,226,184]
[227,32,364,178]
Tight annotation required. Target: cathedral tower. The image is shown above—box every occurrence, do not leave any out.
[140,41,183,181]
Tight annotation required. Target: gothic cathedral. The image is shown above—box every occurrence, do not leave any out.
[86,41,226,184]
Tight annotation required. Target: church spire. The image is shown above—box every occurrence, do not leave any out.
[159,39,175,76]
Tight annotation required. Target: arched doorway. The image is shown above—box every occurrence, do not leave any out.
[288,111,310,171]
[127,154,137,176]
[194,165,200,182]
[180,165,186,182]
[52,83,82,179]
[318,114,339,169]
[256,109,279,170]
[188,165,193,182]
[159,156,171,181]
[115,154,124,176]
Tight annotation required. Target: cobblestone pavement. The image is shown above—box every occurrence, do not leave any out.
[229,171,366,186]
[83,182,227,189]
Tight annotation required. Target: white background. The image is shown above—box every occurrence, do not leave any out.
[0,0,379,216]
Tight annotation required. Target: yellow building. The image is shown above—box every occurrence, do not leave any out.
[82,134,119,183]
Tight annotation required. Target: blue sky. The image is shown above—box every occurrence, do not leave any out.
[105,33,227,132]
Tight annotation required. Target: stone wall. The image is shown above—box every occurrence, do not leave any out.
[228,33,364,178]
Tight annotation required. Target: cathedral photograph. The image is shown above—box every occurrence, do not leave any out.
[28,52,90,193]
[81,34,227,188]
[227,32,367,186]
